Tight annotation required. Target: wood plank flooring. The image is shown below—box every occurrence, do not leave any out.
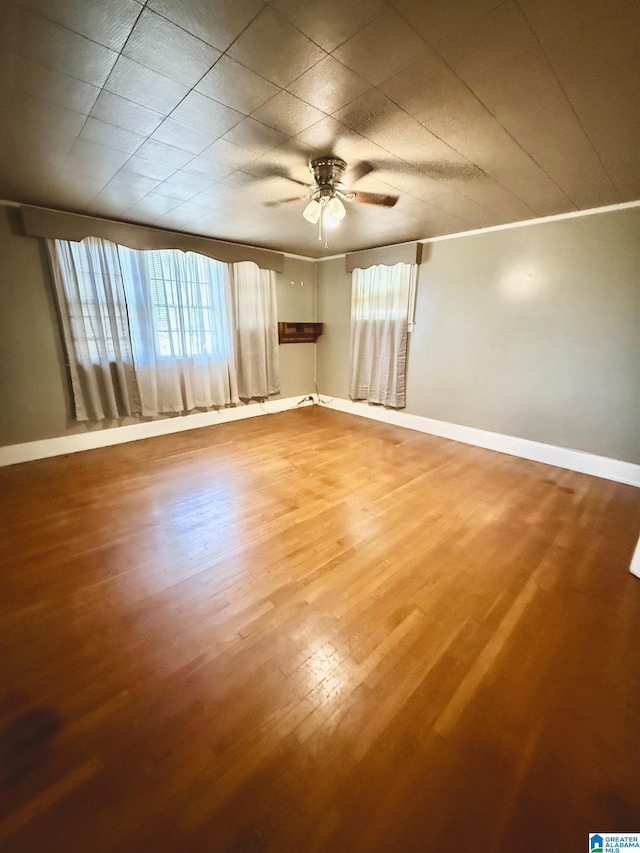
[1,406,639,852]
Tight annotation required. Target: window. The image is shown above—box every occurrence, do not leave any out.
[55,237,132,364]
[118,248,232,362]
[48,237,280,420]
[349,262,417,409]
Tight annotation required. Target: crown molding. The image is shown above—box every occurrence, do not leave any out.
[421,199,640,244]
[4,198,638,262]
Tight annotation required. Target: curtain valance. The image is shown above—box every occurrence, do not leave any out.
[21,205,285,272]
[345,242,423,272]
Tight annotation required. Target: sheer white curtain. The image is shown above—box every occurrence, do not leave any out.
[48,237,142,421]
[49,238,280,421]
[349,262,415,409]
[118,247,239,414]
[229,262,280,399]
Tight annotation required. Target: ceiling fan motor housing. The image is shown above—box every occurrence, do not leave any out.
[309,156,347,193]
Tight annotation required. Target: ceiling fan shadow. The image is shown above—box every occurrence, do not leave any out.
[370,159,486,183]
[248,163,310,187]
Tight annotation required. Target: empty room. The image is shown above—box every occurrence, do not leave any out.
[1,1,639,851]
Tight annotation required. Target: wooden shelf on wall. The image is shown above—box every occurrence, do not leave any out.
[278,322,323,344]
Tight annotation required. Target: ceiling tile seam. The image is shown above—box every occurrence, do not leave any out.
[221,9,332,92]
[247,100,331,136]
[327,22,435,89]
[68,130,164,208]
[427,112,573,215]
[13,3,138,54]
[121,6,299,187]
[525,1,633,47]
[278,54,335,101]
[145,2,264,54]
[513,0,622,203]
[421,3,599,210]
[0,46,104,119]
[381,186,484,229]
[395,0,506,50]
[282,59,371,114]
[421,180,536,223]
[7,5,328,210]
[387,1,572,215]
[1,34,115,116]
[79,117,150,153]
[87,156,185,216]
[433,0,528,51]
[90,96,165,133]
[264,2,391,55]
[323,90,534,223]
[118,3,158,54]
[149,2,331,88]
[416,74,574,214]
[343,105,539,220]
[122,177,208,215]
[322,6,392,54]
[96,150,183,202]
[108,97,249,215]
[118,136,235,209]
[64,3,148,161]
[98,6,253,172]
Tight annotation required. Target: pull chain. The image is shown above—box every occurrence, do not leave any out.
[315,201,330,249]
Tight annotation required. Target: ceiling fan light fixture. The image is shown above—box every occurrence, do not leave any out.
[302,199,321,224]
[325,195,346,222]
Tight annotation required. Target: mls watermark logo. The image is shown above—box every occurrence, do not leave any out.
[590,834,640,852]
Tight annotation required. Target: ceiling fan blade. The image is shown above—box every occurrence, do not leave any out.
[369,158,484,182]
[263,196,307,207]
[351,191,399,207]
[416,160,484,181]
[286,176,313,188]
[248,163,311,187]
[341,161,374,188]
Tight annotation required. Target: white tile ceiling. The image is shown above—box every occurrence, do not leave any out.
[0,0,638,257]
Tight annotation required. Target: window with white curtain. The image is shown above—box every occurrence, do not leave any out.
[122,249,231,361]
[48,237,280,421]
[53,237,131,364]
[230,261,279,400]
[349,262,417,409]
[49,237,141,421]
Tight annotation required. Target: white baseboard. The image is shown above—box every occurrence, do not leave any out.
[4,394,638,487]
[321,397,640,488]
[0,396,314,467]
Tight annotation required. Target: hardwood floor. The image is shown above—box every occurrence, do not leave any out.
[1,406,639,852]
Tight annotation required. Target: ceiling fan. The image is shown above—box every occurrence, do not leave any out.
[267,156,399,246]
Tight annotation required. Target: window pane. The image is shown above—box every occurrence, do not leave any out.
[142,249,230,360]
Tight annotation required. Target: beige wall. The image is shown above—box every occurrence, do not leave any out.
[0,206,317,446]
[276,255,317,400]
[317,207,640,464]
[3,202,638,461]
[316,257,351,399]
